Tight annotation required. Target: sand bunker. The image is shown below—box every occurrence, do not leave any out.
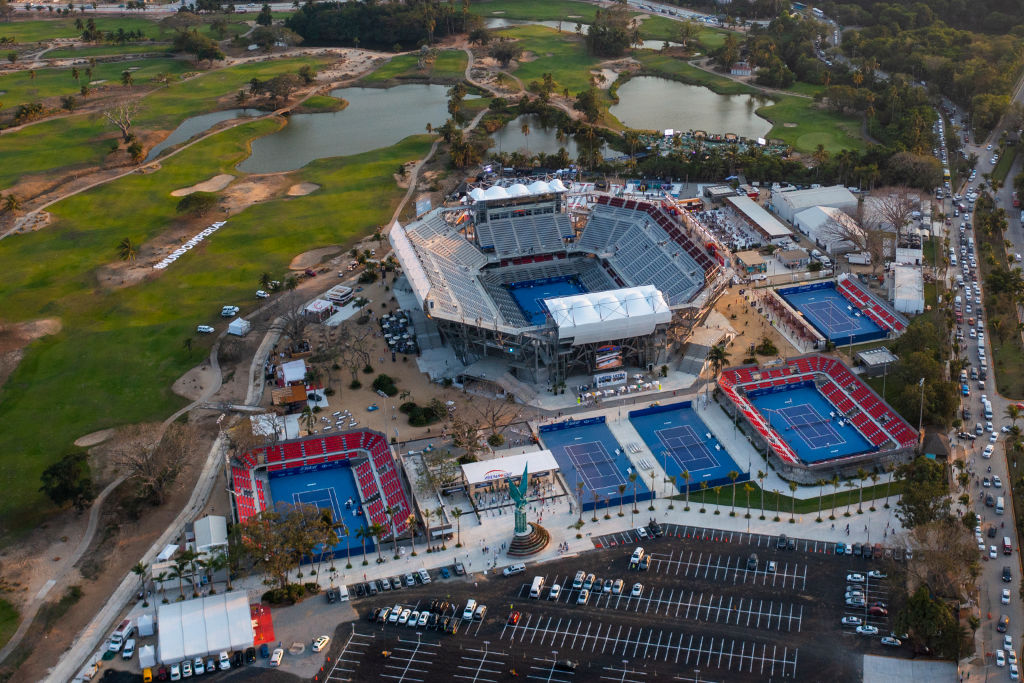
[783,122,798,128]
[289,245,343,270]
[74,428,115,448]
[171,174,235,197]
[287,182,321,196]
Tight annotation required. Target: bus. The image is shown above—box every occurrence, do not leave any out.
[1013,191,1020,208]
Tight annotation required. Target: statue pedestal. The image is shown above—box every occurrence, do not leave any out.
[507,522,550,557]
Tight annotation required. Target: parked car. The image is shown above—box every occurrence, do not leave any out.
[631,582,643,597]
[880,636,901,646]
[856,625,879,636]
[841,616,862,626]
[196,325,215,334]
[847,573,865,583]
[270,649,284,666]
[312,635,331,653]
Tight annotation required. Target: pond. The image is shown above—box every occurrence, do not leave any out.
[609,76,771,139]
[146,108,257,162]
[489,114,610,159]
[237,84,454,174]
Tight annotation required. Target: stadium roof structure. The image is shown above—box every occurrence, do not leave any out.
[467,178,568,203]
[461,450,560,486]
[546,286,672,345]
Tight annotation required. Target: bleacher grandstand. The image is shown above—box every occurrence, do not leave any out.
[390,178,728,385]
[717,355,917,481]
[231,430,413,551]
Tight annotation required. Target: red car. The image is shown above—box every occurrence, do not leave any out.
[508,611,521,625]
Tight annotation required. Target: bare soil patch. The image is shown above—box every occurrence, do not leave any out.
[286,181,320,196]
[783,122,798,128]
[0,318,62,391]
[289,245,344,270]
[170,173,235,197]
[171,361,220,402]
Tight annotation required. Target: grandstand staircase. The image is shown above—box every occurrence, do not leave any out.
[507,522,551,557]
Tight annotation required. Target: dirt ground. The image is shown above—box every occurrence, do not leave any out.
[286,182,320,197]
[714,285,798,361]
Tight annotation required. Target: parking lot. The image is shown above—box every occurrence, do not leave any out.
[326,525,907,682]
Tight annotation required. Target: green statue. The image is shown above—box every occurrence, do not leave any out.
[507,462,530,536]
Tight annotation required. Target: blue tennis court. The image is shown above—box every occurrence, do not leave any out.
[267,461,371,556]
[629,401,748,492]
[508,276,587,326]
[540,417,652,512]
[747,384,873,463]
[777,282,885,343]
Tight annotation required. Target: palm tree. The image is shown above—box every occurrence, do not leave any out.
[743,483,754,517]
[155,571,168,602]
[629,473,639,514]
[259,271,273,291]
[117,237,137,262]
[356,524,371,566]
[667,475,677,509]
[386,505,399,558]
[616,484,627,516]
[787,481,798,522]
[699,481,709,512]
[335,521,351,569]
[648,471,657,510]
[706,344,730,384]
[815,479,826,522]
[774,488,781,521]
[681,470,691,510]
[132,561,148,606]
[452,507,463,547]
[435,506,446,549]
[856,467,867,513]
[521,121,530,153]
[591,490,600,521]
[713,485,723,513]
[883,464,895,509]
[844,481,857,514]
[370,522,387,563]
[727,470,739,515]
[829,473,840,519]
[121,69,133,87]
[300,406,315,434]
[576,481,584,524]
[421,507,433,551]
[868,473,879,511]
[1006,404,1021,428]
[757,470,766,519]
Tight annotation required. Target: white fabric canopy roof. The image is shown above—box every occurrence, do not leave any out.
[545,286,671,345]
[158,592,253,664]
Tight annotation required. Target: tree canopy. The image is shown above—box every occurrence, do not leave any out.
[284,0,476,50]
[895,456,951,528]
[39,450,94,512]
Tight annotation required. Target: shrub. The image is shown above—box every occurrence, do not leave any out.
[349,379,362,390]
[488,433,505,447]
[358,271,378,284]
[176,191,219,217]
[373,374,398,396]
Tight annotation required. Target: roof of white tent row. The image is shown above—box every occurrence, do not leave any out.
[157,592,254,664]
[468,178,568,203]
[545,285,672,345]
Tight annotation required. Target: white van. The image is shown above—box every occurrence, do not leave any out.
[997,496,1005,514]
[337,585,349,601]
[462,599,477,620]
[503,563,526,577]
[530,576,545,598]
[631,547,645,565]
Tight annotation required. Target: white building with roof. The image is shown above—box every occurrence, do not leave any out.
[890,265,924,314]
[193,515,228,558]
[771,185,858,223]
[724,195,792,244]
[793,205,863,254]
[461,450,560,493]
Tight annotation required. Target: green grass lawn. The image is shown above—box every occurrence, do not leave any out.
[0,599,17,651]
[635,54,757,95]
[756,95,865,154]
[993,145,1019,185]
[296,94,347,112]
[0,15,246,43]
[468,0,599,23]
[674,479,904,517]
[361,50,468,83]
[0,55,331,189]
[43,43,173,58]
[636,15,727,51]
[497,25,601,96]
[0,120,432,539]
[0,57,188,112]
